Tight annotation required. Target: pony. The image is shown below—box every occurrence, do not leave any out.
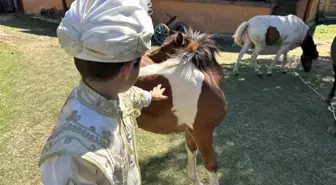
[232,14,319,77]
[134,29,227,185]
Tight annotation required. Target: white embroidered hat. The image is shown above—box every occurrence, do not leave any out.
[57,0,154,63]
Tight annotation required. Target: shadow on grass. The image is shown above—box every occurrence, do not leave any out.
[140,56,336,185]
[0,14,58,37]
[139,142,187,185]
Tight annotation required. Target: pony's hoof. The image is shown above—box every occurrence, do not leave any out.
[282,71,287,74]
[234,73,239,76]
[256,74,262,78]
[327,124,336,136]
[267,73,272,76]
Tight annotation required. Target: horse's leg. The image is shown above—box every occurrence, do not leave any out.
[185,130,203,185]
[251,45,263,77]
[191,127,219,185]
[281,52,288,74]
[233,40,251,76]
[327,64,336,104]
[267,44,289,76]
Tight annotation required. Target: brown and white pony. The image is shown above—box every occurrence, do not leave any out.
[135,29,227,185]
[233,14,319,77]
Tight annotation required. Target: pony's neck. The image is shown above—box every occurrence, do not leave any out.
[300,32,314,54]
[147,52,166,63]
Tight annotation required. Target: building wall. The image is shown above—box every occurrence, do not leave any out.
[22,0,72,13]
[21,0,272,33]
[151,0,273,33]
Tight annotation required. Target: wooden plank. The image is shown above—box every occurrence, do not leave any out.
[183,0,274,7]
[321,0,336,16]
[274,0,298,15]
[296,0,309,19]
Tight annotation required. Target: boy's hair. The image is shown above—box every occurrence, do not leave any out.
[74,57,141,81]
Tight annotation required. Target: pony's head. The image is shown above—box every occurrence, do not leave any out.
[148,29,219,64]
[147,31,189,63]
[300,33,319,72]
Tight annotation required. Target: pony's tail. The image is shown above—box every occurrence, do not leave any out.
[233,21,249,47]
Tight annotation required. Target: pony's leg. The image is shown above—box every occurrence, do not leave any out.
[233,41,251,75]
[328,121,336,136]
[251,45,263,76]
[185,130,203,185]
[191,127,219,185]
[327,65,336,104]
[281,52,288,73]
[267,44,289,75]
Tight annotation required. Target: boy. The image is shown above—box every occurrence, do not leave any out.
[39,0,167,184]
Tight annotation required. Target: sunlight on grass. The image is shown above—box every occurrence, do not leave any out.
[0,43,21,135]
[322,76,334,82]
[314,24,336,41]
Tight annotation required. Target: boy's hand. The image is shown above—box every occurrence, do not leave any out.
[150,84,168,101]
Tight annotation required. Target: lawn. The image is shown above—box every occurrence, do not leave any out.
[0,15,336,185]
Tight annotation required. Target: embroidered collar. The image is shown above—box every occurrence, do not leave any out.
[75,80,122,117]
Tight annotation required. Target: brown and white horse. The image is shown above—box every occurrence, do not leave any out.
[135,29,227,185]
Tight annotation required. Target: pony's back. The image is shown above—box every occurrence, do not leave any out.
[247,14,308,46]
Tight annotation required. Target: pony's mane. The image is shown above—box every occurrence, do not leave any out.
[171,28,220,72]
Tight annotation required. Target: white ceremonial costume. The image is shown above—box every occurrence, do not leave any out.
[40,81,151,185]
[39,0,154,184]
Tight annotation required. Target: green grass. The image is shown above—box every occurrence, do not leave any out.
[0,43,21,135]
[1,15,336,185]
[314,24,336,41]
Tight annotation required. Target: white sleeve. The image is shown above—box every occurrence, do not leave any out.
[129,86,152,108]
[40,156,108,185]
[140,89,152,107]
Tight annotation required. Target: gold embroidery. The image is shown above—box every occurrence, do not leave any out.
[65,111,81,122]
[67,178,77,185]
[89,126,96,132]
[127,87,148,110]
[47,121,110,148]
[76,80,122,117]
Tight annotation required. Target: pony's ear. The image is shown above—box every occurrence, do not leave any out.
[175,32,185,46]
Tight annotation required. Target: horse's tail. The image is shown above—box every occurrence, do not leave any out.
[233,21,249,47]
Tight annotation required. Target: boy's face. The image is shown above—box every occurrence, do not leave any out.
[119,57,141,92]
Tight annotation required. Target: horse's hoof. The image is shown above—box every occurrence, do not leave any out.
[257,74,262,78]
[234,73,239,76]
[267,73,272,76]
[282,71,287,74]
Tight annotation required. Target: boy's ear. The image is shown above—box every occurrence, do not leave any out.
[119,62,132,80]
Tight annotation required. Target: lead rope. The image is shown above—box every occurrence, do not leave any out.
[287,56,336,120]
